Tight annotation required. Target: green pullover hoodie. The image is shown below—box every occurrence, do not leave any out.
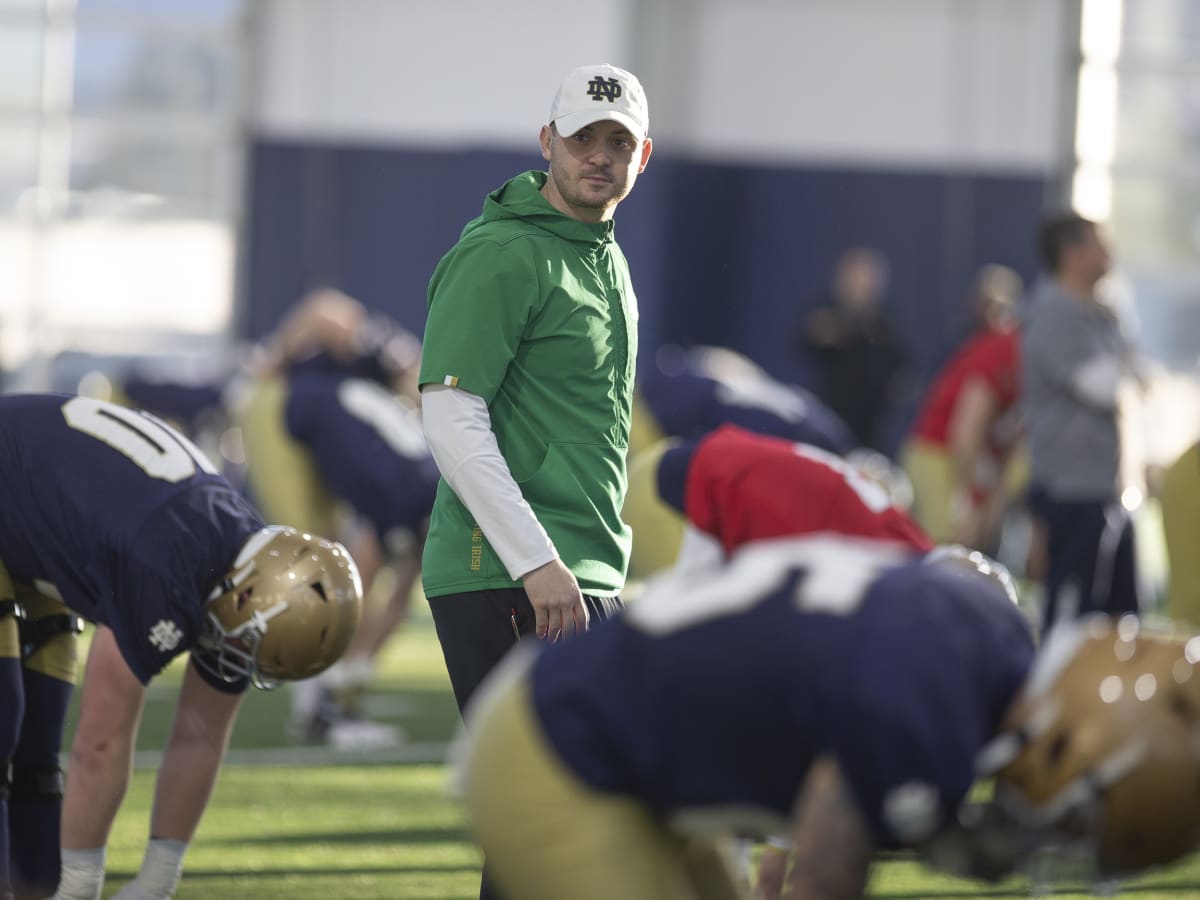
[418,170,638,598]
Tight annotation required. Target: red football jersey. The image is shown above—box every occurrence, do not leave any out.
[684,425,933,555]
[910,328,1020,447]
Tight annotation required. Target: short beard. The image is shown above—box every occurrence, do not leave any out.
[551,166,622,211]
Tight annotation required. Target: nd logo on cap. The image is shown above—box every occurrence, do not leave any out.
[586,76,623,103]
[550,63,649,144]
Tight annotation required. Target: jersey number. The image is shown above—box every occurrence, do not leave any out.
[62,396,218,483]
[629,536,905,635]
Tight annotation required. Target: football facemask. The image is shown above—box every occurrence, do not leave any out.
[197,526,362,689]
[977,614,1200,876]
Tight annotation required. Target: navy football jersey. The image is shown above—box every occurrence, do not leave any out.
[0,394,264,685]
[121,373,227,433]
[639,365,857,455]
[284,374,439,542]
[530,536,1034,847]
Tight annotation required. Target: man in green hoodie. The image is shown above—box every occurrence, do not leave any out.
[418,64,653,727]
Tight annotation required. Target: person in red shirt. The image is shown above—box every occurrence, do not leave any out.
[655,423,933,573]
[652,422,936,898]
[902,265,1025,552]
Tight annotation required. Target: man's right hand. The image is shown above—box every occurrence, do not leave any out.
[521,559,588,641]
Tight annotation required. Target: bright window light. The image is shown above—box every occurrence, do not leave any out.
[1073,0,1123,223]
[1075,63,1118,166]
[1080,0,1124,64]
[1073,165,1113,222]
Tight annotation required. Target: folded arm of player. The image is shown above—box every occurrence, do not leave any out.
[257,287,367,374]
[781,756,875,900]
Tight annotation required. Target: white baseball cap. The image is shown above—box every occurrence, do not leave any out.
[549,64,649,143]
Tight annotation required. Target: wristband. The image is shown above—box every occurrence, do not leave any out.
[53,846,106,900]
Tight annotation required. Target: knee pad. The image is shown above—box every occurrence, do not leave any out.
[0,656,22,761]
[19,611,83,684]
[10,764,64,801]
[19,613,84,661]
[0,601,24,661]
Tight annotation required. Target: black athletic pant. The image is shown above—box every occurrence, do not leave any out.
[1030,487,1140,634]
[427,586,623,900]
[428,587,622,714]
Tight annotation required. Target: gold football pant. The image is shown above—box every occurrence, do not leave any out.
[0,562,78,683]
[460,652,750,900]
[1162,443,1200,629]
[237,375,338,536]
[623,438,687,581]
[901,438,957,544]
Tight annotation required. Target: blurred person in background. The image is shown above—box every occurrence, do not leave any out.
[794,247,908,453]
[901,265,1026,553]
[114,354,251,494]
[0,393,361,900]
[1021,211,1143,633]
[236,288,437,749]
[254,286,422,403]
[418,63,652,900]
[632,344,858,458]
[624,344,868,579]
[1159,437,1200,628]
[109,289,433,749]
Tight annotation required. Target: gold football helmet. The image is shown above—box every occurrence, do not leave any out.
[978,614,1200,875]
[197,526,362,688]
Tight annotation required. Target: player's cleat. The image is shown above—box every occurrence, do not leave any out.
[286,711,329,746]
[287,709,404,750]
[287,682,404,750]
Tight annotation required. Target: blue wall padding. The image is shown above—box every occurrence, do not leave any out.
[244,140,1046,450]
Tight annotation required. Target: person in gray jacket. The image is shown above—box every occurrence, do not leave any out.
[1021,211,1141,632]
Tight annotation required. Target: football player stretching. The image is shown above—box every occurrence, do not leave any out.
[0,394,362,900]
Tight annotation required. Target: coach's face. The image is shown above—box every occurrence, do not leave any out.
[539,120,652,223]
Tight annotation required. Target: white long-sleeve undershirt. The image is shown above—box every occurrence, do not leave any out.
[420,384,558,580]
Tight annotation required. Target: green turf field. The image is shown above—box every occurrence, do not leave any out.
[88,599,1200,899]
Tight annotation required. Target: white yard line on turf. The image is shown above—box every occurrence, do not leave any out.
[133,740,455,769]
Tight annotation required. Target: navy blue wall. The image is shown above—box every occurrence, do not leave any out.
[244,140,1047,450]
